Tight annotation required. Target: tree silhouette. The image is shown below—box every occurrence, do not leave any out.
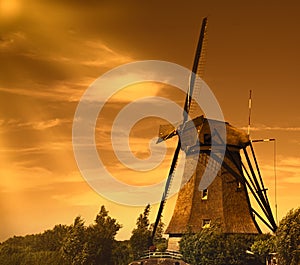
[61,216,86,264]
[130,204,152,259]
[80,205,122,265]
[276,207,300,265]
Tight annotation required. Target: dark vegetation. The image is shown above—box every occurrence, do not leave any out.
[0,206,299,265]
[180,207,300,265]
[0,204,164,265]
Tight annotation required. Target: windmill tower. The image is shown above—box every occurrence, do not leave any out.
[151,18,277,251]
[165,118,260,250]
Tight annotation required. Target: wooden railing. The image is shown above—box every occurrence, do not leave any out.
[139,250,183,260]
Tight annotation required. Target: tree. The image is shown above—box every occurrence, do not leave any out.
[276,207,300,265]
[0,205,123,265]
[111,240,132,265]
[149,218,166,250]
[81,205,122,265]
[61,216,86,265]
[250,234,276,264]
[36,224,69,252]
[0,225,69,265]
[130,204,152,259]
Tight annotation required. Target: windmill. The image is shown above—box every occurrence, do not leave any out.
[151,17,277,251]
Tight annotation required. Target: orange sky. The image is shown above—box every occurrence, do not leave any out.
[0,0,299,241]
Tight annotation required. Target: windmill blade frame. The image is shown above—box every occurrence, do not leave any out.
[183,17,208,122]
[151,17,209,242]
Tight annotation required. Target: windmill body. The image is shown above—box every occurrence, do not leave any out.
[165,117,260,250]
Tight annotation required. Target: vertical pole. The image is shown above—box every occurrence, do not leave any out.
[274,139,278,225]
[247,90,252,136]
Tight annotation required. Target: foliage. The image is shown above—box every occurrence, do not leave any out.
[0,224,69,265]
[61,216,86,264]
[130,204,152,259]
[111,240,133,265]
[154,237,167,252]
[2,205,300,265]
[0,249,66,265]
[129,204,166,259]
[179,224,258,265]
[150,218,166,249]
[179,207,300,265]
[42,224,70,251]
[79,205,122,265]
[250,234,276,264]
[276,207,300,265]
[0,205,126,265]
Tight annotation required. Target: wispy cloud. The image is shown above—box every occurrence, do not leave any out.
[0,78,90,102]
[18,39,132,68]
[32,119,65,130]
[258,156,300,184]
[0,37,14,49]
[240,125,300,132]
[0,118,71,131]
[80,41,131,67]
[0,28,134,105]
[0,141,73,154]
[0,31,27,50]
[0,158,85,193]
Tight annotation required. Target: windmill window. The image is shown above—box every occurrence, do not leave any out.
[202,219,211,228]
[237,182,242,189]
[204,133,211,144]
[202,189,208,200]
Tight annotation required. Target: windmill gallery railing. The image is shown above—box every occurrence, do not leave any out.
[139,250,183,260]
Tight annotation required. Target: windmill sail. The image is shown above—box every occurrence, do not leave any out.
[151,17,209,242]
[183,17,208,122]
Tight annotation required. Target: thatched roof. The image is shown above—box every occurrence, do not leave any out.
[181,116,250,149]
[158,116,250,151]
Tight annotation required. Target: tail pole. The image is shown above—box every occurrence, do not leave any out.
[247,90,252,136]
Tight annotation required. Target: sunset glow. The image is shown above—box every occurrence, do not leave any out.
[0,0,21,18]
[0,1,299,242]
